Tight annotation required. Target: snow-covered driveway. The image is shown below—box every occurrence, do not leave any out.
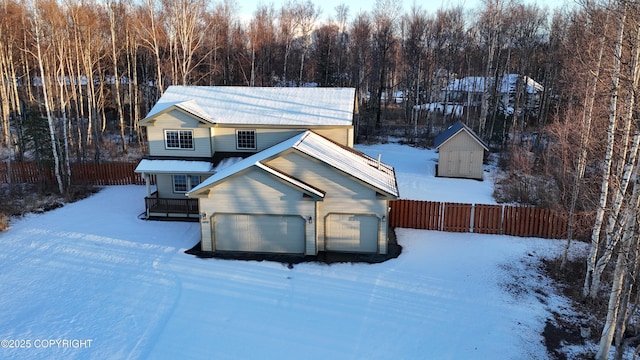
[0,185,573,359]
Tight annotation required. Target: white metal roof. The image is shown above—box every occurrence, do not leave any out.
[144,86,356,126]
[135,159,214,174]
[134,158,244,174]
[173,100,214,123]
[443,74,543,94]
[188,131,399,198]
[187,134,309,194]
[293,132,399,197]
[255,162,326,198]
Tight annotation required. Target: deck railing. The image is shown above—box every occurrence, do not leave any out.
[144,192,199,219]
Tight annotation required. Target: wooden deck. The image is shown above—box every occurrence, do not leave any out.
[144,192,200,221]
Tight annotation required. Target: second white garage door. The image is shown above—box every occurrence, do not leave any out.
[325,214,379,253]
[213,214,305,253]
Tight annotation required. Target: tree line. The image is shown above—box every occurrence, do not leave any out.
[4,0,640,356]
[0,0,557,165]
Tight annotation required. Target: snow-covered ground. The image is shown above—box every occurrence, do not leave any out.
[0,143,583,359]
[355,142,497,203]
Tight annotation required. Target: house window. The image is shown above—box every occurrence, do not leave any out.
[165,130,194,149]
[236,130,256,150]
[173,175,201,193]
[189,175,201,189]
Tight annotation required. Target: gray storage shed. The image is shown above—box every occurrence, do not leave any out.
[434,121,489,180]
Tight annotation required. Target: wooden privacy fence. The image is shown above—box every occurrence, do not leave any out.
[389,199,568,239]
[0,161,145,186]
[2,161,574,240]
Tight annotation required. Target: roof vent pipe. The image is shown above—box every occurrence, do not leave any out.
[377,154,381,169]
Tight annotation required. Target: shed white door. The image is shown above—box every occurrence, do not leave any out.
[325,214,379,253]
[446,151,472,177]
[213,214,305,253]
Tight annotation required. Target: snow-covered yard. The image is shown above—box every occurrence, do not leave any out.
[0,143,582,359]
[356,142,496,203]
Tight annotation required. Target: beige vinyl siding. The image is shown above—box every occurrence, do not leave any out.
[155,174,183,198]
[212,127,303,153]
[212,126,354,153]
[438,131,485,180]
[154,174,207,198]
[311,127,354,147]
[197,167,317,254]
[145,109,213,157]
[266,152,389,253]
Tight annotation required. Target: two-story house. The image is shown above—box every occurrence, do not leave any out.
[441,74,544,116]
[134,86,398,255]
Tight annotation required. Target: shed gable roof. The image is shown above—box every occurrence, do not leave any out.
[188,131,398,198]
[434,121,489,151]
[143,86,356,126]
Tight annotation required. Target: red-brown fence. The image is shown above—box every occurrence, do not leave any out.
[2,160,576,240]
[0,161,145,185]
[389,199,569,240]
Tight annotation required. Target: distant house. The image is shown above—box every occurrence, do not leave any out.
[441,74,544,116]
[434,121,489,180]
[134,86,398,255]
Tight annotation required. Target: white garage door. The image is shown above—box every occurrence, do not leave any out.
[213,214,305,253]
[325,214,379,253]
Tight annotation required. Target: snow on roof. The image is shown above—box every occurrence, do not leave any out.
[144,86,356,126]
[443,74,543,94]
[188,131,399,198]
[213,157,244,171]
[174,100,215,123]
[135,159,215,174]
[444,77,488,93]
[187,134,309,194]
[134,158,244,174]
[293,132,399,197]
[255,162,326,198]
[434,121,489,151]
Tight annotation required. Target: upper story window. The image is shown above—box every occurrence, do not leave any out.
[236,130,256,150]
[165,130,194,149]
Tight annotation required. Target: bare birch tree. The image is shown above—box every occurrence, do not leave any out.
[292,0,319,85]
[561,9,609,268]
[584,2,625,298]
[31,0,63,193]
[134,0,166,97]
[106,0,127,153]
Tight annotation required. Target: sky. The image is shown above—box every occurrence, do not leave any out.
[234,0,570,23]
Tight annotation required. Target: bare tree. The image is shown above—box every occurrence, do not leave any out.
[278,2,296,85]
[249,4,276,86]
[400,5,428,138]
[349,12,371,138]
[584,2,626,299]
[292,0,320,85]
[30,0,63,193]
[134,0,166,97]
[106,0,127,153]
[562,7,609,269]
[371,0,401,129]
[162,0,209,85]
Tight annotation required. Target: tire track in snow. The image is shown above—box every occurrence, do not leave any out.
[0,226,184,360]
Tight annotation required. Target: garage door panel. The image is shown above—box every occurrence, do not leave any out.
[325,214,378,253]
[213,214,305,253]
